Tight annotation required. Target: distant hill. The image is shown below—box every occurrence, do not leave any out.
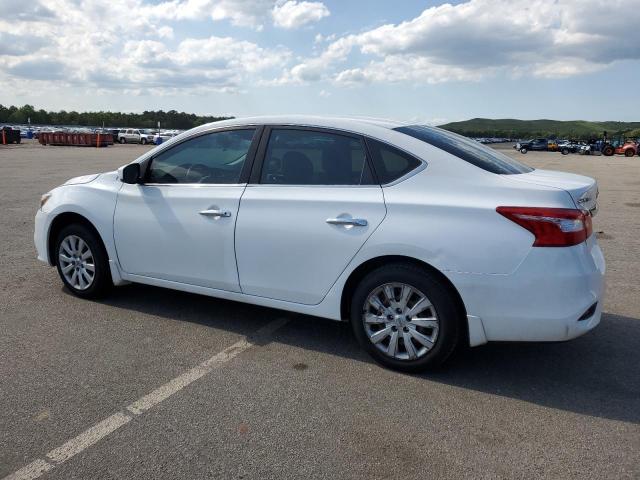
[438,118,640,139]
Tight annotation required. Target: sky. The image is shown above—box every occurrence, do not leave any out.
[1,0,639,123]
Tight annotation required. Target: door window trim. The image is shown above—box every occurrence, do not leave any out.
[248,125,381,187]
[140,125,265,186]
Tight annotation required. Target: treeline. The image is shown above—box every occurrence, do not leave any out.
[0,104,234,129]
[439,118,640,140]
[443,128,640,140]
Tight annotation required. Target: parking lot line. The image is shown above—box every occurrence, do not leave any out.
[2,317,290,480]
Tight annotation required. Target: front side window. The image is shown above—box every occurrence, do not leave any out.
[147,129,255,184]
[260,129,373,185]
[395,125,533,175]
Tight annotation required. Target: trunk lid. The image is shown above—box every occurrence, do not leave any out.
[507,169,598,215]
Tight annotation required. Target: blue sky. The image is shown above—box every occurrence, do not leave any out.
[1,0,639,123]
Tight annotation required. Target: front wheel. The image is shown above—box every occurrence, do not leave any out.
[602,145,614,156]
[350,264,461,372]
[520,147,528,154]
[624,149,634,157]
[119,137,126,144]
[55,224,112,299]
[561,148,570,155]
[141,138,147,145]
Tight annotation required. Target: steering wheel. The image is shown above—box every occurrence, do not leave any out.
[184,163,210,182]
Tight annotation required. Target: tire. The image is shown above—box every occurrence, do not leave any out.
[624,149,634,157]
[561,148,569,155]
[350,263,461,372]
[119,137,126,144]
[141,138,147,145]
[520,147,528,154]
[602,145,614,156]
[55,224,112,299]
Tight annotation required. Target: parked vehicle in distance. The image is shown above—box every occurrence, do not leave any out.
[514,138,548,154]
[152,131,178,144]
[1,126,21,144]
[547,140,559,151]
[34,116,604,372]
[560,142,584,155]
[610,138,637,157]
[117,128,155,145]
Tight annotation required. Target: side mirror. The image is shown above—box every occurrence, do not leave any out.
[121,163,141,184]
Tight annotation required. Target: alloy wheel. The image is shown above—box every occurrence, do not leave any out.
[58,235,95,290]
[362,283,439,361]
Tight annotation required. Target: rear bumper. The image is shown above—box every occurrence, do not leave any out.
[450,236,605,345]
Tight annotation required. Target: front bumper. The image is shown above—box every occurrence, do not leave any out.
[34,208,51,264]
[450,235,605,344]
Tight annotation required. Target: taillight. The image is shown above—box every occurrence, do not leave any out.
[496,206,592,247]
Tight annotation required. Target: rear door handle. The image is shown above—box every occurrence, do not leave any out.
[199,209,231,218]
[326,217,368,227]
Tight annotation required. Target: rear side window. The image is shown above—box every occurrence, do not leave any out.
[395,125,533,175]
[365,138,421,184]
[260,129,374,185]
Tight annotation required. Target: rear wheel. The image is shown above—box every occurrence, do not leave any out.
[520,147,528,154]
[624,148,634,157]
[602,145,614,156]
[350,264,461,372]
[55,224,112,299]
[561,148,570,155]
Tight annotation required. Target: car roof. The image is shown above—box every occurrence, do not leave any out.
[194,115,409,135]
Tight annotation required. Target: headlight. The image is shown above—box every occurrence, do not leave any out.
[40,193,52,209]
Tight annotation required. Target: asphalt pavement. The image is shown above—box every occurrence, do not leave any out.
[1,140,638,479]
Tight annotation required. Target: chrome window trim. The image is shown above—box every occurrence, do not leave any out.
[140,183,247,187]
[244,184,382,189]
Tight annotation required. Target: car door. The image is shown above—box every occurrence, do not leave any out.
[114,127,259,291]
[235,127,386,305]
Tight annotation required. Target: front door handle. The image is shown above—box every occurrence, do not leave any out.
[326,217,368,227]
[199,209,231,218]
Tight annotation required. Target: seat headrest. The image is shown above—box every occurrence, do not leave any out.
[282,151,313,184]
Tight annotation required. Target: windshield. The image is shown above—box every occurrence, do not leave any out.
[395,125,533,174]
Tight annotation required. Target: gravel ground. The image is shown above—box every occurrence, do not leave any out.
[1,140,638,479]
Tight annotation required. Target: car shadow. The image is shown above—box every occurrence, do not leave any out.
[90,283,640,425]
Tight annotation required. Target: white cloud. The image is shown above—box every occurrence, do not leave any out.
[150,0,274,29]
[272,1,329,29]
[0,0,290,93]
[2,0,639,100]
[280,0,640,85]
[314,33,335,44]
[149,0,328,30]
[335,56,492,86]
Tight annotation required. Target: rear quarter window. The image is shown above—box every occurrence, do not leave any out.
[365,138,422,184]
[395,125,533,175]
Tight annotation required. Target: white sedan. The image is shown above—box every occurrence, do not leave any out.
[34,116,605,371]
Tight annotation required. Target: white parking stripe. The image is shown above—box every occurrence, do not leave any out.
[2,317,289,480]
[126,339,253,415]
[3,459,53,480]
[46,412,132,464]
